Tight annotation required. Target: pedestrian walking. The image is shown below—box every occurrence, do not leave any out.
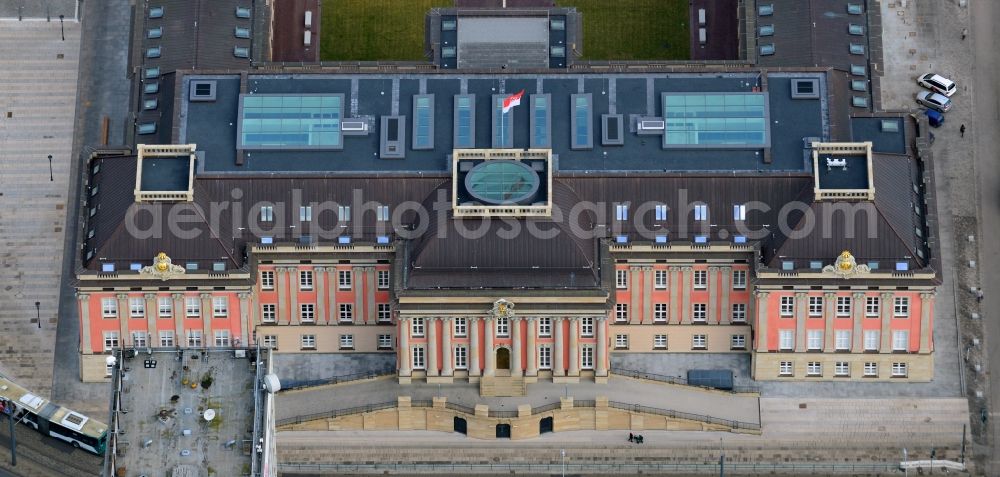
[960,124,966,137]
[962,28,968,40]
[977,289,984,303]
[628,432,634,442]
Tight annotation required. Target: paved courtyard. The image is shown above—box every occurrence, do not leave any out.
[0,18,79,398]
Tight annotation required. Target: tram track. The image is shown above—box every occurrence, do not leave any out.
[0,421,101,477]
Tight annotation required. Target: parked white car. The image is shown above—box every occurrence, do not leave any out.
[917,73,957,97]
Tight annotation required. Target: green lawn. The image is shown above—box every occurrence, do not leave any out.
[320,0,451,61]
[558,0,690,60]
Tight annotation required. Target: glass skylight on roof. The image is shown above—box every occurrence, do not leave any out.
[852,96,869,108]
[759,44,775,56]
[235,27,251,39]
[148,27,162,39]
[849,43,865,55]
[847,3,863,14]
[848,24,864,35]
[662,93,768,147]
[235,6,251,18]
[572,94,592,149]
[146,46,161,58]
[850,64,866,76]
[149,6,163,18]
[144,82,159,94]
[533,95,550,148]
[234,46,250,58]
[138,122,157,135]
[413,95,434,150]
[144,67,160,79]
[759,24,774,36]
[758,4,773,16]
[454,95,474,148]
[239,94,343,149]
[851,80,867,91]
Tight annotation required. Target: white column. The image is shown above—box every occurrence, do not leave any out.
[116,293,129,346]
[276,267,289,324]
[919,293,934,353]
[441,318,453,376]
[427,317,439,376]
[78,294,93,354]
[238,292,251,346]
[526,317,537,377]
[172,293,184,347]
[288,267,299,325]
[596,316,607,377]
[398,318,411,376]
[484,317,495,376]
[314,267,326,324]
[144,293,157,342]
[553,317,565,376]
[880,292,892,353]
[511,317,523,377]
[200,293,212,346]
[470,317,481,377]
[568,318,580,376]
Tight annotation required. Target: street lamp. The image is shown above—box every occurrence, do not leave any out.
[560,449,565,477]
[34,302,40,329]
[47,155,53,182]
[59,15,64,41]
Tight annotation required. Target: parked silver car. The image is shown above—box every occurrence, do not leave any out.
[916,91,952,113]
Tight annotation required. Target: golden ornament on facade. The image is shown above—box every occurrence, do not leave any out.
[491,298,515,319]
[822,250,871,279]
[140,252,186,281]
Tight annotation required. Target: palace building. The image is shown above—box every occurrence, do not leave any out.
[73,67,940,386]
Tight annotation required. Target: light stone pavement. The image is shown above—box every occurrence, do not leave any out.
[0,20,80,398]
[277,376,761,425]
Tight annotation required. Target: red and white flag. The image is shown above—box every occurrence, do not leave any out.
[501,89,525,114]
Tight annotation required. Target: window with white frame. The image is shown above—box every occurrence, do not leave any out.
[653,334,667,349]
[262,304,276,323]
[615,203,628,221]
[340,334,354,349]
[694,204,708,221]
[454,345,468,369]
[452,317,467,336]
[300,205,312,222]
[892,330,909,351]
[581,345,594,369]
[864,362,878,377]
[808,297,823,317]
[863,330,879,351]
[103,331,119,352]
[807,330,823,350]
[654,204,668,221]
[835,330,851,350]
[300,303,315,323]
[692,334,707,349]
[615,334,628,349]
[129,297,145,317]
[339,303,353,323]
[836,296,851,317]
[891,362,907,377]
[376,205,390,221]
[779,361,793,376]
[132,331,147,348]
[496,316,509,337]
[780,296,794,316]
[377,270,390,289]
[185,297,200,317]
[654,270,668,289]
[615,269,628,289]
[835,361,850,376]
[215,330,231,347]
[581,317,594,337]
[538,317,552,336]
[158,297,172,317]
[377,304,392,323]
[654,303,667,322]
[338,270,352,289]
[262,335,277,348]
[731,303,747,322]
[538,345,552,369]
[260,205,274,222]
[615,303,628,322]
[159,330,174,347]
[733,204,746,220]
[806,362,822,376]
[731,334,746,349]
[338,205,351,221]
[693,270,707,288]
[377,334,392,350]
[893,297,909,317]
[300,334,316,349]
[865,296,880,316]
[260,270,274,289]
[411,346,425,369]
[411,317,425,337]
[692,303,707,322]
[212,297,228,317]
[779,330,794,350]
[101,298,118,318]
[732,270,747,289]
[300,270,313,290]
[186,329,203,347]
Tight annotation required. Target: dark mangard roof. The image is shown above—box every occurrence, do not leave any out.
[177,71,828,174]
[84,153,931,283]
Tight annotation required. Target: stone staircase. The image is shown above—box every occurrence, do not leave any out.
[479,375,526,397]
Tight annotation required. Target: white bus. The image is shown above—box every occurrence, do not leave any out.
[0,376,108,455]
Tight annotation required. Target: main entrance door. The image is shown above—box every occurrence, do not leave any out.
[496,347,510,370]
[496,423,511,439]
